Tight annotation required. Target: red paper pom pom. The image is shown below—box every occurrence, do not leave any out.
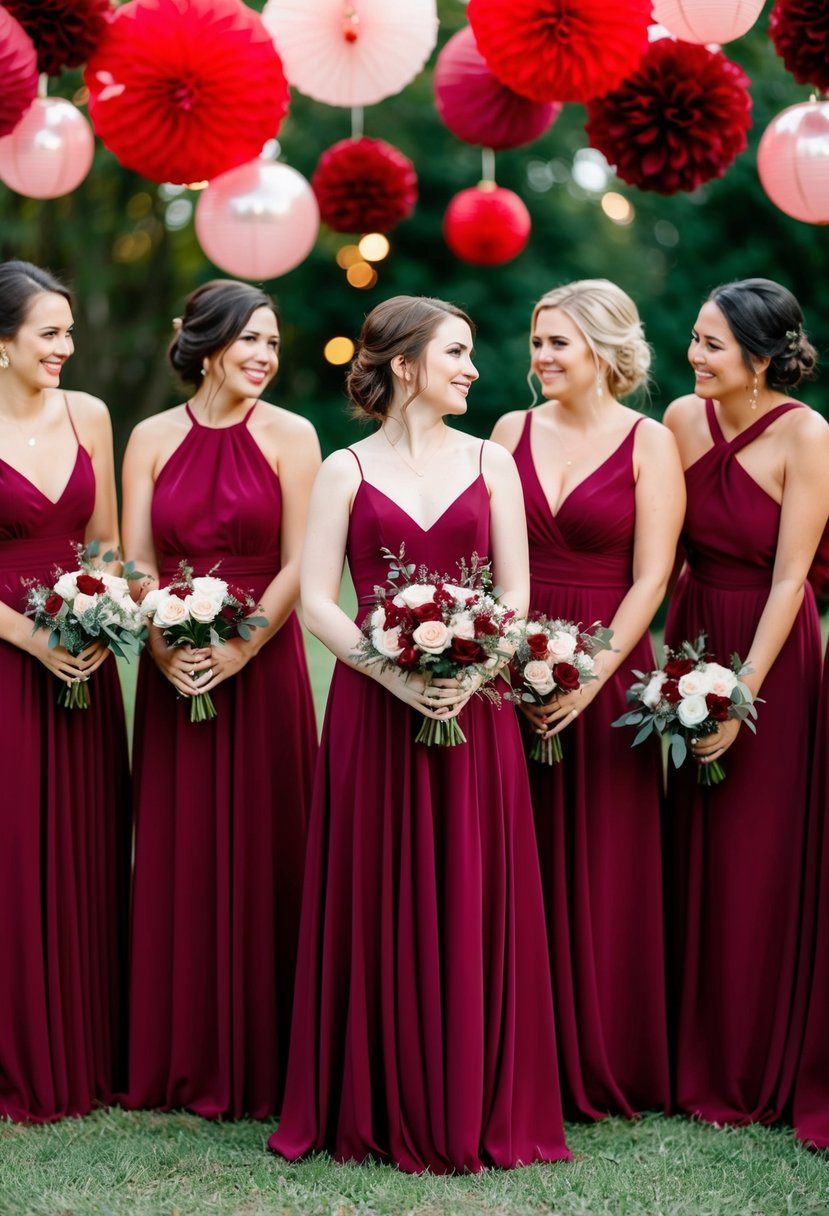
[312,137,417,234]
[0,8,38,138]
[434,25,560,150]
[443,185,531,265]
[85,0,289,185]
[3,0,113,77]
[769,0,829,93]
[467,0,651,104]
[585,39,752,196]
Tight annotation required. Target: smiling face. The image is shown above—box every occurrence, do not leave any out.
[209,305,280,398]
[415,315,478,416]
[688,300,754,401]
[531,307,598,404]
[4,291,74,389]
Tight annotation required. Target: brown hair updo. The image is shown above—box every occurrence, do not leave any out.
[168,279,278,388]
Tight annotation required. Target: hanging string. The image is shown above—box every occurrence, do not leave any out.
[351,106,364,140]
[481,146,496,186]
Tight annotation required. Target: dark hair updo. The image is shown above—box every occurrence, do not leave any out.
[346,295,475,422]
[168,279,279,387]
[709,278,818,390]
[0,260,73,337]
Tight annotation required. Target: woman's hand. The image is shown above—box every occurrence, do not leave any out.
[690,718,741,766]
[149,634,212,697]
[196,637,254,695]
[375,666,483,719]
[524,680,604,739]
[26,631,110,684]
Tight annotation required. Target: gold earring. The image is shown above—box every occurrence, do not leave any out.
[0,343,9,370]
[750,371,758,411]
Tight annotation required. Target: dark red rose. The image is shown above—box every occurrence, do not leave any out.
[527,632,550,657]
[226,583,249,606]
[398,647,419,670]
[384,602,413,632]
[474,613,499,637]
[662,679,682,704]
[706,693,732,722]
[44,592,64,616]
[412,601,443,622]
[552,662,581,692]
[433,585,455,607]
[168,584,191,600]
[76,572,106,596]
[450,637,486,665]
[664,658,695,678]
[220,603,239,623]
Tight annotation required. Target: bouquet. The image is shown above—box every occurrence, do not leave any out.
[510,616,615,764]
[356,545,521,746]
[612,633,757,786]
[25,542,146,708]
[142,562,267,723]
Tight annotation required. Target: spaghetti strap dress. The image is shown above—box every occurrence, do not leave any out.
[0,404,129,1121]
[512,410,670,1119]
[665,399,822,1124]
[268,445,571,1174]
[126,403,317,1119]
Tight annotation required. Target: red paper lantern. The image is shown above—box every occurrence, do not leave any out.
[651,0,764,44]
[0,98,95,199]
[443,184,531,265]
[85,0,289,185]
[757,101,829,225]
[0,7,38,139]
[195,158,320,280]
[467,0,651,104]
[434,26,560,150]
[585,39,752,195]
[3,0,113,77]
[312,138,417,234]
[769,0,829,93]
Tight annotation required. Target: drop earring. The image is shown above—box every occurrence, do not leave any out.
[0,343,9,370]
[749,371,759,411]
[596,370,604,398]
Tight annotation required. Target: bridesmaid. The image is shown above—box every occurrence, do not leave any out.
[491,279,683,1118]
[121,279,320,1119]
[0,260,129,1120]
[269,295,571,1173]
[663,277,829,1124]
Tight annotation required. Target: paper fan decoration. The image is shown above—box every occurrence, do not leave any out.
[467,0,651,104]
[769,0,829,93]
[85,0,289,185]
[434,25,560,150]
[312,137,417,233]
[585,39,752,195]
[3,0,114,77]
[0,8,38,138]
[262,0,438,107]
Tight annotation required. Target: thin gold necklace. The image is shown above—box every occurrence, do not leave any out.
[381,424,447,477]
[2,406,45,447]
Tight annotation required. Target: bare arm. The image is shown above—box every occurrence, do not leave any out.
[74,393,121,571]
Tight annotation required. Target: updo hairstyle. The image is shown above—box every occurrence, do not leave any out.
[346,295,475,422]
[532,278,651,399]
[0,260,73,337]
[168,279,278,387]
[708,278,817,390]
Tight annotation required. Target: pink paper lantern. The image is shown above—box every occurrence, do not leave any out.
[757,100,829,225]
[195,158,320,280]
[0,97,95,198]
[651,0,765,44]
[434,25,560,150]
[443,184,531,265]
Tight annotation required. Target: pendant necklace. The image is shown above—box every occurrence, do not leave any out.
[382,424,447,477]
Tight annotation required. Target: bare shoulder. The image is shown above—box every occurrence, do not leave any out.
[490,409,528,451]
[784,401,829,444]
[480,436,519,478]
[63,389,112,438]
[317,445,362,490]
[661,393,702,433]
[632,413,680,456]
[256,401,319,444]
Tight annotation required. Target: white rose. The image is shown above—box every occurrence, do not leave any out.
[702,662,738,698]
[53,571,79,599]
[677,693,709,727]
[677,669,713,698]
[641,672,667,709]
[398,584,438,609]
[141,589,163,617]
[153,595,190,628]
[372,626,404,658]
[451,612,476,640]
[523,660,555,696]
[412,619,450,654]
[101,574,131,598]
[548,630,577,661]
[192,575,228,605]
[525,621,545,636]
[369,606,386,630]
[442,583,472,602]
[72,592,96,615]
[187,593,220,624]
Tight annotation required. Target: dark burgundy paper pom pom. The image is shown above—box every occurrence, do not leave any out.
[769,0,829,93]
[312,137,417,234]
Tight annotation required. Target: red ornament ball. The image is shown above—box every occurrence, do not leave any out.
[312,137,417,234]
[85,0,289,185]
[769,0,829,93]
[3,0,113,77]
[0,8,38,138]
[443,185,531,265]
[585,39,752,195]
[467,0,651,104]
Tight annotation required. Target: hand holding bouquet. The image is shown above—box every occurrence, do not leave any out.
[612,633,757,785]
[356,545,521,746]
[142,562,267,723]
[510,616,614,764]
[26,542,146,708]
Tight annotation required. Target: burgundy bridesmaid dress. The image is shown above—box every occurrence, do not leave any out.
[269,446,571,1174]
[126,404,317,1119]
[511,410,670,1119]
[665,400,821,1124]
[0,417,129,1121]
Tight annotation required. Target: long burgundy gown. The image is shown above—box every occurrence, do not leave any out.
[665,399,821,1124]
[269,446,571,1174]
[511,410,670,1119]
[0,426,130,1121]
[126,404,317,1119]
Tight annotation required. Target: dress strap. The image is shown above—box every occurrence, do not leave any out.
[705,398,724,445]
[479,440,486,474]
[728,402,804,455]
[243,402,257,425]
[347,447,364,479]
[185,402,197,426]
[63,392,80,443]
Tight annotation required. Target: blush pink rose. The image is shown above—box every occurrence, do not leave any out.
[154,595,190,627]
[523,659,555,696]
[412,619,450,654]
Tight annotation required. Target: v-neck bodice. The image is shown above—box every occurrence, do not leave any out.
[512,410,642,589]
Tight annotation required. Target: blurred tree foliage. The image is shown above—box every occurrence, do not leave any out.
[0,0,825,466]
